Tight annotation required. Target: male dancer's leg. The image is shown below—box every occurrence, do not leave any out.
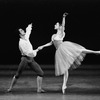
[28,60,44,93]
[7,57,27,92]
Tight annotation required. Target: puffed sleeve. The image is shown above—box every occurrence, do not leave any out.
[51,34,55,41]
[61,32,65,39]
[25,24,32,39]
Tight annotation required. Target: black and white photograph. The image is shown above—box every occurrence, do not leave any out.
[0,0,100,100]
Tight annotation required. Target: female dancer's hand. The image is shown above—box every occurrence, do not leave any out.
[63,12,68,17]
[37,46,43,50]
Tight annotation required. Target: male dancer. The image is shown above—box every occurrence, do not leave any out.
[7,23,45,93]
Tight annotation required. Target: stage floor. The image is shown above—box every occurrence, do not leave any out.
[0,76,100,100]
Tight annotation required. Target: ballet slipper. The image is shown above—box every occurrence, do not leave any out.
[97,51,100,54]
[62,85,67,94]
[37,89,46,93]
[7,88,12,92]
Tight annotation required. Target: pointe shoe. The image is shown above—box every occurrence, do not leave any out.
[37,89,46,93]
[7,88,12,92]
[62,86,67,94]
[95,51,100,54]
[97,51,100,54]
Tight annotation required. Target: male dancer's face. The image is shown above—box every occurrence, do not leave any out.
[19,29,25,36]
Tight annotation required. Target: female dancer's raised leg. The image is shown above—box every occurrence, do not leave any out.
[82,49,100,54]
[61,49,100,94]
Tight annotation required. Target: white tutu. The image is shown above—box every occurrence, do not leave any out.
[54,41,86,76]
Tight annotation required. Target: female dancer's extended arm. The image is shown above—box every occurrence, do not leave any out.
[37,41,53,50]
[61,12,68,32]
[59,12,68,39]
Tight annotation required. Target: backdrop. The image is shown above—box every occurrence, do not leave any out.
[0,0,100,64]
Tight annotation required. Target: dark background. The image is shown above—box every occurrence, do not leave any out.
[0,0,100,65]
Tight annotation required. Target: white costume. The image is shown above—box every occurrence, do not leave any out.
[52,31,86,76]
[19,24,37,57]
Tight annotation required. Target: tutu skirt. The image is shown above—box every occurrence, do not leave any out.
[55,41,86,76]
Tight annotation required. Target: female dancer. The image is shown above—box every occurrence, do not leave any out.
[38,13,100,94]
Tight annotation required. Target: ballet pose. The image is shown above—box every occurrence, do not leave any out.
[7,23,45,93]
[38,13,100,94]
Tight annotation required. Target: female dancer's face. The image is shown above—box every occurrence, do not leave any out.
[54,22,60,30]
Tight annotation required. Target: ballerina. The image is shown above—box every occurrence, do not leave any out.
[38,12,100,94]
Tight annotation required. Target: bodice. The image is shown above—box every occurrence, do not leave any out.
[53,40,63,49]
[52,33,64,49]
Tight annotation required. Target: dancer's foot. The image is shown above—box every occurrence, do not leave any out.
[37,89,46,93]
[62,86,67,94]
[7,88,12,92]
[96,51,100,54]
